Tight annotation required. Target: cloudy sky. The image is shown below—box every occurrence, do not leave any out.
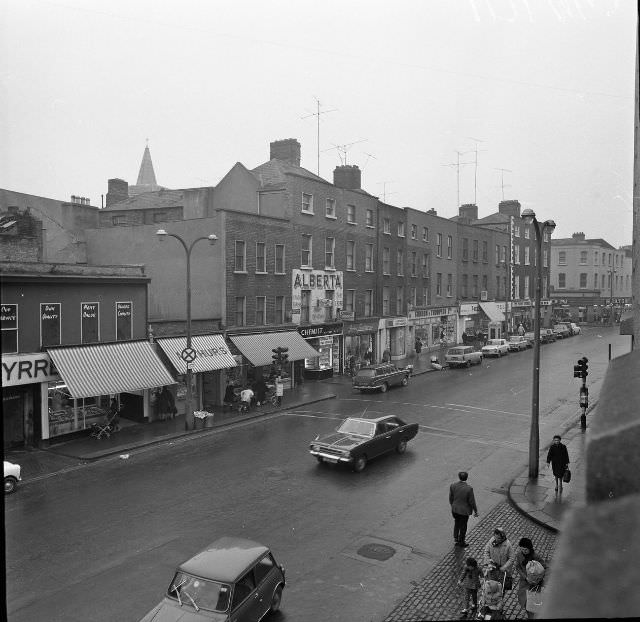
[1,0,636,246]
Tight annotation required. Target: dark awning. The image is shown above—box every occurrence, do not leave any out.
[156,335,237,374]
[47,340,175,399]
[229,331,320,366]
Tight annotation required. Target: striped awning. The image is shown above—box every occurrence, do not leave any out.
[47,340,176,399]
[156,334,237,374]
[229,331,320,366]
[479,301,505,324]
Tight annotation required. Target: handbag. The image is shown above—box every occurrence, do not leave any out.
[503,574,513,591]
[526,584,544,613]
[563,468,572,483]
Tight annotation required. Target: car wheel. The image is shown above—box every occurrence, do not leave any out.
[269,585,283,613]
[353,455,367,472]
[396,439,407,454]
[315,456,324,464]
[379,382,388,393]
[401,376,409,386]
[4,477,17,494]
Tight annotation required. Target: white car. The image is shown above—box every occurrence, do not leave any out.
[4,461,21,494]
[481,338,510,357]
[570,322,581,335]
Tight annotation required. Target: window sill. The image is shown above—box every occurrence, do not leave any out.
[324,266,336,271]
[346,268,356,272]
[366,224,375,229]
[301,210,314,216]
[234,270,248,274]
[325,214,337,220]
[255,271,268,275]
[347,221,357,226]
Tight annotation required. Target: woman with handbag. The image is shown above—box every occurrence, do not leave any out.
[546,434,570,492]
[514,538,547,619]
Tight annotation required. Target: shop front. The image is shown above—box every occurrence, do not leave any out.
[377,317,407,361]
[406,306,459,352]
[342,319,377,371]
[44,340,176,442]
[229,330,321,388]
[155,334,238,416]
[456,303,480,344]
[297,323,342,380]
[478,301,506,339]
[1,351,59,448]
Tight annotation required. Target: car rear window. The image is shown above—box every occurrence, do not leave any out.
[448,348,464,355]
[356,369,375,378]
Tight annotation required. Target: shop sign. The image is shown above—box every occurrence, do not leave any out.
[409,306,456,319]
[344,323,376,335]
[386,317,407,328]
[318,336,333,346]
[116,301,133,340]
[2,352,60,387]
[540,300,553,306]
[81,301,100,342]
[339,310,355,321]
[292,269,343,325]
[459,303,479,315]
[298,323,342,338]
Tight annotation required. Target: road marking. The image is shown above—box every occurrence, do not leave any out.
[416,424,525,449]
[445,403,530,418]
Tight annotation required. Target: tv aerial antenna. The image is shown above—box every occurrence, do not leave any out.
[301,97,337,176]
[467,137,488,204]
[376,180,396,203]
[441,150,473,207]
[362,152,377,171]
[322,139,367,166]
[494,168,513,201]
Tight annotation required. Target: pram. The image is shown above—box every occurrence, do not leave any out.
[476,563,507,620]
[91,411,119,439]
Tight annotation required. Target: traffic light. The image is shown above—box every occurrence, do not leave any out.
[280,347,289,366]
[573,357,589,379]
[272,347,282,365]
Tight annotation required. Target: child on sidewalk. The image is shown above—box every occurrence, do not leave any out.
[458,556,481,615]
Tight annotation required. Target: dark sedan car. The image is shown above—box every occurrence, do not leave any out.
[309,415,419,472]
[352,364,410,393]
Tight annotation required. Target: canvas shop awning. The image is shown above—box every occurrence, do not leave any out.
[479,301,505,324]
[47,340,176,399]
[229,331,320,367]
[156,334,237,374]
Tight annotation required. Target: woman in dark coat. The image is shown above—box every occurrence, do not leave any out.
[546,434,570,492]
[514,537,546,619]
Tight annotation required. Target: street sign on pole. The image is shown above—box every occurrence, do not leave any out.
[181,347,197,364]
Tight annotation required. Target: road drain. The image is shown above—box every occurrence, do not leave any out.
[357,543,396,561]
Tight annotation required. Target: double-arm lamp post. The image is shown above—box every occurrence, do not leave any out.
[520,209,556,479]
[156,229,217,431]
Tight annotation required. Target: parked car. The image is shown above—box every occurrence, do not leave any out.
[138,536,286,622]
[541,328,557,343]
[309,415,419,472]
[481,338,510,357]
[4,461,21,494]
[553,324,571,339]
[444,345,483,368]
[570,322,581,335]
[352,363,410,393]
[507,335,530,352]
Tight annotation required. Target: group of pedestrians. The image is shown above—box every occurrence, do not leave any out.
[449,434,570,619]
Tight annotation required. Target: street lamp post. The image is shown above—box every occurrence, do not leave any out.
[156,229,217,431]
[502,259,511,336]
[608,267,617,325]
[521,209,556,479]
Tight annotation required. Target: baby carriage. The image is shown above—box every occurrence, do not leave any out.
[476,563,507,620]
[90,410,119,439]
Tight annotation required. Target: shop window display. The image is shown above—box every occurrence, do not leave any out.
[47,381,110,437]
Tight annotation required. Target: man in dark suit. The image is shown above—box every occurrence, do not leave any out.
[449,471,479,547]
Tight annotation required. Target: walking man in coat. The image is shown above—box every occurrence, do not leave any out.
[449,471,479,547]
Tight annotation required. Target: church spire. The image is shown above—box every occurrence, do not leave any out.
[136,143,158,186]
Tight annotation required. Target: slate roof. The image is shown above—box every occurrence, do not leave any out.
[251,158,327,187]
[551,237,616,250]
[102,189,184,211]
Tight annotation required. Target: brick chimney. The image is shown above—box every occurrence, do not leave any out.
[572,232,586,241]
[498,199,521,218]
[427,208,437,216]
[106,178,129,207]
[270,139,301,167]
[333,165,361,190]
[459,203,478,221]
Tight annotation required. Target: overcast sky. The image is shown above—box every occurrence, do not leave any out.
[1,0,636,247]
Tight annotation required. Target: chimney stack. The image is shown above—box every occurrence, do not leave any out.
[333,165,361,190]
[498,199,521,218]
[270,139,301,167]
[106,178,129,207]
[459,203,478,221]
[572,232,586,241]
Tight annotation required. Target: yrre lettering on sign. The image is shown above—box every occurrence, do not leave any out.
[2,356,58,384]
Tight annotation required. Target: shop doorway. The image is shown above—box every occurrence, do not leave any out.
[3,387,25,449]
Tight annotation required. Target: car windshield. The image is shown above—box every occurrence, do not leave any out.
[167,572,231,612]
[509,337,521,341]
[486,340,501,346]
[355,369,376,378]
[447,348,465,355]
[337,418,375,438]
